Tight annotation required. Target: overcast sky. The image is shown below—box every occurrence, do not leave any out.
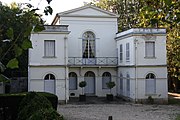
[1,0,92,24]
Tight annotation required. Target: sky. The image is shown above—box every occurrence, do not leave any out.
[1,0,92,24]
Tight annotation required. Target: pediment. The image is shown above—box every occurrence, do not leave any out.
[57,5,119,18]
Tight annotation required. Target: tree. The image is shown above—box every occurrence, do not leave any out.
[0,0,53,79]
[92,0,142,31]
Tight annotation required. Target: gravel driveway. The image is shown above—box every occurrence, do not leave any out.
[57,103,180,120]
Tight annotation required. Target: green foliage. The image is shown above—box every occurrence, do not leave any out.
[176,114,180,120]
[17,92,61,120]
[6,58,19,69]
[92,0,143,31]
[79,81,87,88]
[0,0,53,77]
[28,108,64,120]
[106,81,116,89]
[0,3,44,71]
[106,81,116,94]
[79,81,87,95]
[147,96,154,104]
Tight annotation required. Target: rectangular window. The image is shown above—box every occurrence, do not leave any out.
[145,41,155,58]
[44,40,55,57]
[126,43,130,62]
[119,44,123,63]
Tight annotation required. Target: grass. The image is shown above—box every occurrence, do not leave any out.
[168,98,180,105]
[176,114,180,120]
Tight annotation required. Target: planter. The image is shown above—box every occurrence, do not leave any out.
[79,95,86,101]
[106,94,113,101]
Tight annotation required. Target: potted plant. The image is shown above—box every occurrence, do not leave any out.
[79,81,87,101]
[106,81,116,101]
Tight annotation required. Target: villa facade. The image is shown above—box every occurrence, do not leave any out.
[28,5,168,103]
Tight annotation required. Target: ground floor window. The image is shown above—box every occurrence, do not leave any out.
[69,72,77,90]
[120,73,123,93]
[44,73,55,94]
[145,73,156,94]
[102,72,111,89]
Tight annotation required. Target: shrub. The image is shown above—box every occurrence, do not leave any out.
[0,93,26,120]
[106,81,116,94]
[38,92,58,110]
[79,81,87,95]
[17,92,52,120]
[0,92,59,120]
[27,108,64,120]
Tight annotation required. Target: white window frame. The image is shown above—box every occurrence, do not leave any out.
[126,43,130,62]
[44,40,55,57]
[145,41,155,58]
[69,72,78,90]
[119,44,123,63]
[82,31,95,58]
[145,73,156,95]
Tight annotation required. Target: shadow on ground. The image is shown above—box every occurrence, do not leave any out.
[68,96,127,105]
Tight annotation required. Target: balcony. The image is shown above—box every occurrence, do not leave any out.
[68,57,118,66]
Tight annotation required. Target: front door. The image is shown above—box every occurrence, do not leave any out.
[84,71,95,95]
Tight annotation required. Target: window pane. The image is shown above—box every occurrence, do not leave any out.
[126,43,130,62]
[120,73,123,90]
[69,72,77,90]
[102,72,111,89]
[44,40,55,57]
[126,74,130,91]
[145,41,155,57]
[82,31,95,58]
[120,44,123,62]
[145,73,156,94]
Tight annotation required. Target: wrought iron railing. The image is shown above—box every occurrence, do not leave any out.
[68,57,118,66]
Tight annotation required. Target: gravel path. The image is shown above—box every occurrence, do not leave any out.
[57,104,180,120]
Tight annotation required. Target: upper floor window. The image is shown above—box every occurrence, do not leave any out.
[44,40,55,57]
[145,41,155,58]
[126,43,130,62]
[82,31,95,58]
[119,44,123,63]
[102,72,111,89]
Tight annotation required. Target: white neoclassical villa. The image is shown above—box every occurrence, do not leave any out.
[28,5,168,103]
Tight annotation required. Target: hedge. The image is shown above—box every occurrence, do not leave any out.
[0,92,58,120]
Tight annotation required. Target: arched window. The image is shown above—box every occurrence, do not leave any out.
[145,73,156,94]
[69,72,77,90]
[44,73,55,94]
[102,72,111,89]
[120,73,123,93]
[82,31,95,58]
[44,74,55,80]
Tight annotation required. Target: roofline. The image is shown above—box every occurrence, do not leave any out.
[57,5,119,18]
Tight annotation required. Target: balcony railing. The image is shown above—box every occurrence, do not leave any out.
[68,57,118,66]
